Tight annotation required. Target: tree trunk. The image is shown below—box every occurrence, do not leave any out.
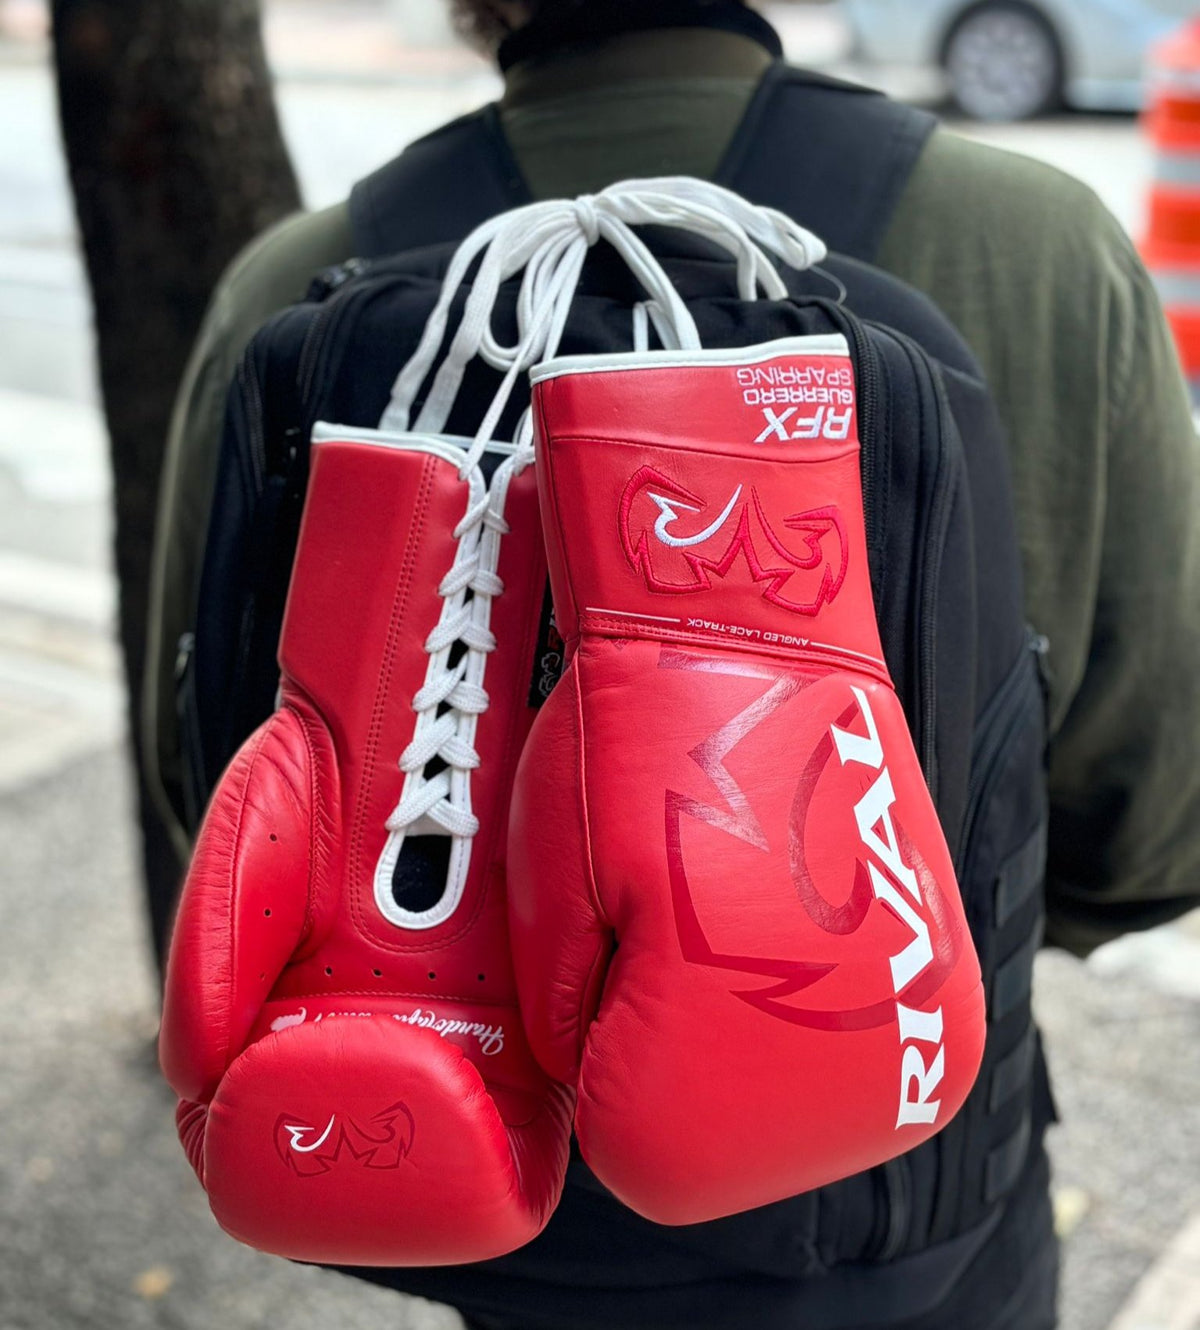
[50,0,301,975]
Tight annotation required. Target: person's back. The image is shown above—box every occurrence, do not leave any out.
[144,3,1200,1327]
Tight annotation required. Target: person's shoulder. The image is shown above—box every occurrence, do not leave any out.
[207,201,356,334]
[890,126,1131,280]
[917,128,1109,218]
[174,200,359,468]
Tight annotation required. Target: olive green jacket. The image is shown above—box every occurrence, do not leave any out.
[144,29,1200,956]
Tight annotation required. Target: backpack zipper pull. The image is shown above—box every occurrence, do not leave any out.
[306,256,370,303]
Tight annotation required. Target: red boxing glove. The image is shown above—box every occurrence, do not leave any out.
[508,337,985,1226]
[160,430,571,1265]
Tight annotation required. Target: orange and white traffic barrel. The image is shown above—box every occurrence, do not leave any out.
[1141,18,1200,404]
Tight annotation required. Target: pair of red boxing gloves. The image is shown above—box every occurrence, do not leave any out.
[159,187,985,1267]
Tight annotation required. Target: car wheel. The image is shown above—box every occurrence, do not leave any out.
[943,2,1063,122]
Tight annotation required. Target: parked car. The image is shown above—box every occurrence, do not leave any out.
[839,0,1197,121]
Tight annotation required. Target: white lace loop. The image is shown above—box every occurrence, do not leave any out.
[374,178,828,930]
[380,176,826,445]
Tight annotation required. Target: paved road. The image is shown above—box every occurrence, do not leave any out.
[0,5,1197,1328]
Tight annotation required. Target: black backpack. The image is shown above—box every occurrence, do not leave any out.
[180,68,1052,1330]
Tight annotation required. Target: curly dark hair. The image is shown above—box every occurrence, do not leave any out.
[448,0,525,53]
[449,0,748,55]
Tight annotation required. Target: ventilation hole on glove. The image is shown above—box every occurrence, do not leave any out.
[427,971,437,981]
[392,837,450,914]
[477,973,486,982]
[263,908,271,918]
[269,833,278,843]
[325,966,333,977]
[373,968,382,978]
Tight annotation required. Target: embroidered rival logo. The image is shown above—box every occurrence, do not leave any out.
[273,1101,416,1177]
[619,467,848,616]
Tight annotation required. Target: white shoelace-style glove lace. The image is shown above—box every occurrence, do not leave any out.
[373,177,827,930]
[372,463,515,929]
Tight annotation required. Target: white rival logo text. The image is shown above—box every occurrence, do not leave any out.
[831,687,946,1130]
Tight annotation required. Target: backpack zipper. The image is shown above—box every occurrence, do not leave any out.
[298,270,404,413]
[955,629,1046,877]
[822,313,964,1261]
[818,308,915,1264]
[823,308,953,800]
[908,343,954,798]
[238,352,269,498]
[306,255,371,304]
[296,256,373,396]
[876,1156,911,1262]
[822,303,880,563]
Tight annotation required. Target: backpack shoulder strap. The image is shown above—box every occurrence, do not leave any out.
[350,65,936,266]
[718,64,937,264]
[349,104,531,257]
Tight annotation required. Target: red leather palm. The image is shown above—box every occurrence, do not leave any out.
[160,434,571,1264]
[509,338,985,1225]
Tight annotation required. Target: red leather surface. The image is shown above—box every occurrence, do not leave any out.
[510,346,985,1225]
[160,436,571,1264]
[534,351,881,670]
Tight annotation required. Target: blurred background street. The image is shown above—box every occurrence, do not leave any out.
[0,2,1197,1328]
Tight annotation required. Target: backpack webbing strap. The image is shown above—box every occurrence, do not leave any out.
[716,66,936,264]
[350,104,530,258]
[348,64,937,265]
